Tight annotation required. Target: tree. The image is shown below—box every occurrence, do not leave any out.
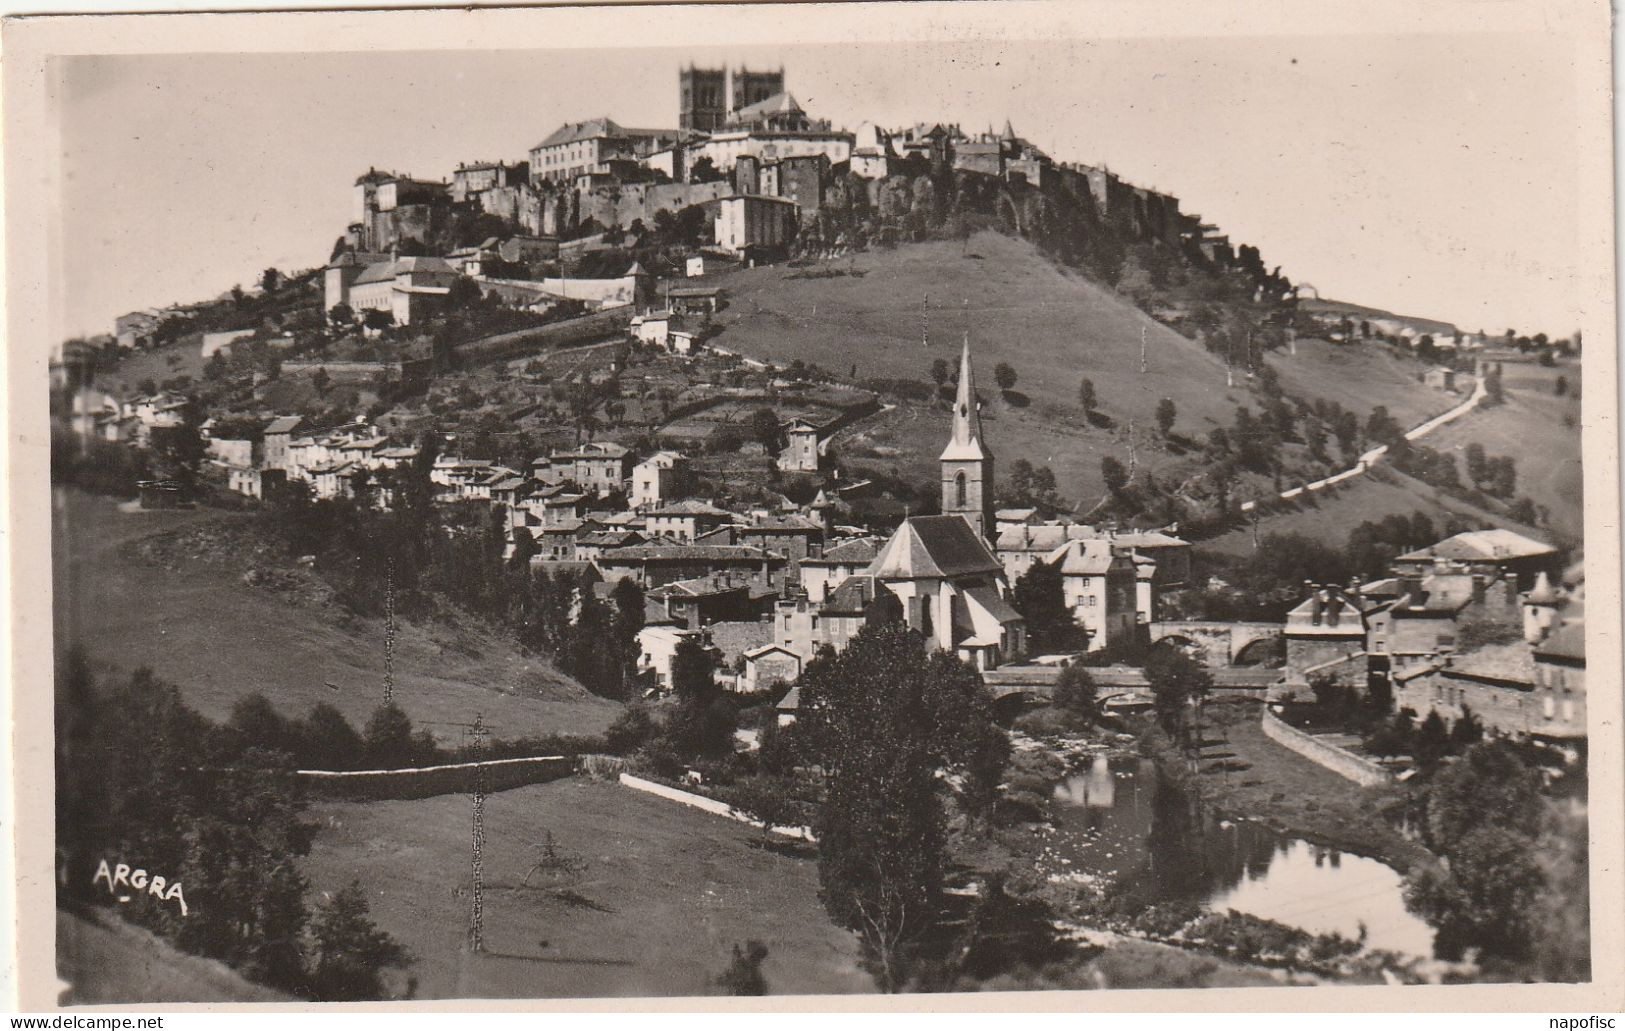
[662,637,734,758]
[1155,398,1177,437]
[148,398,208,493]
[993,362,1018,393]
[1405,741,1548,962]
[715,941,770,995]
[1012,558,1078,652]
[298,703,364,769]
[1100,456,1128,496]
[748,407,782,456]
[1144,645,1212,746]
[1464,442,1487,485]
[362,702,429,768]
[929,358,950,395]
[797,621,1006,989]
[730,775,800,850]
[1555,375,1569,397]
[1052,664,1098,724]
[312,367,332,397]
[362,308,394,331]
[261,268,282,294]
[307,881,408,1001]
[329,303,354,327]
[446,276,483,310]
[689,156,724,183]
[1078,377,1097,414]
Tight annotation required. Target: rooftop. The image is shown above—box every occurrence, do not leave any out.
[1398,528,1557,565]
[867,515,1003,580]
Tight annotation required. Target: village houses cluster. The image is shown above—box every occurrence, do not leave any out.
[77,61,1585,753]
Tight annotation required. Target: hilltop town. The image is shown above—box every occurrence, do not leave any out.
[51,62,1589,1001]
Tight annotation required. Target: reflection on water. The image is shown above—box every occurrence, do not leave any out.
[1049,755,1435,957]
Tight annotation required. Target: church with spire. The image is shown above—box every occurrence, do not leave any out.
[767,335,1025,673]
[940,333,995,542]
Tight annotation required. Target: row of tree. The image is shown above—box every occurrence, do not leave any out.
[55,653,408,999]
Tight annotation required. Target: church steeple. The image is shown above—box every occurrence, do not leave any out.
[940,332,995,541]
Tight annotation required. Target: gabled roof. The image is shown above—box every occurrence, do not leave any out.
[353,261,398,286]
[1398,528,1557,564]
[1050,538,1124,576]
[1447,642,1536,684]
[806,537,881,565]
[1535,622,1585,663]
[648,499,735,518]
[533,118,672,149]
[264,416,302,434]
[866,515,1002,580]
[734,91,804,121]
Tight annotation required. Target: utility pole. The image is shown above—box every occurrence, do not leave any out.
[468,713,490,954]
[1127,418,1138,478]
[1140,326,1148,374]
[921,293,930,349]
[383,558,396,705]
[1226,333,1235,389]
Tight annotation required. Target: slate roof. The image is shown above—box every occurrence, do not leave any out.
[806,537,880,565]
[648,500,735,518]
[1398,528,1557,564]
[1535,622,1586,663]
[533,118,672,149]
[354,261,399,286]
[264,416,303,434]
[1447,641,1537,684]
[733,91,804,122]
[866,516,1002,580]
[1050,539,1122,576]
[599,544,776,563]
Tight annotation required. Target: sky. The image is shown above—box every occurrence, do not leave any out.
[51,30,1581,342]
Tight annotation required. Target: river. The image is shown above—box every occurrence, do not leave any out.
[1047,753,1435,957]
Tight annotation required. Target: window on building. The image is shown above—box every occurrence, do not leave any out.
[955,472,967,509]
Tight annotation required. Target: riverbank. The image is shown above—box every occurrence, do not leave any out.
[1192,701,1431,875]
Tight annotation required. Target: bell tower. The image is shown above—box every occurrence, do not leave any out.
[940,333,995,541]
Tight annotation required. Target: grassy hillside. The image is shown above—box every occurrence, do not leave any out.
[58,907,293,1004]
[53,489,620,744]
[701,231,1524,516]
[1262,337,1463,430]
[302,778,871,999]
[1423,363,1584,540]
[706,232,1267,501]
[1298,297,1459,338]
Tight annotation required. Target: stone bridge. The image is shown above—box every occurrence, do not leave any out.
[1149,621,1284,668]
[983,663,1279,705]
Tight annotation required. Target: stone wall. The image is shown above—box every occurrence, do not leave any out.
[296,755,576,801]
[1260,709,1393,787]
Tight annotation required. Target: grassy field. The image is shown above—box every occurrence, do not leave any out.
[301,777,872,999]
[1262,337,1461,429]
[52,489,622,744]
[703,232,1497,509]
[58,907,293,1004]
[1421,363,1584,541]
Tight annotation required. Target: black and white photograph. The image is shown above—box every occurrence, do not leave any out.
[5,0,1619,1011]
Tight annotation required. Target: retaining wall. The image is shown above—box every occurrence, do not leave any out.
[453,306,633,365]
[617,773,815,841]
[1260,709,1393,787]
[297,755,576,801]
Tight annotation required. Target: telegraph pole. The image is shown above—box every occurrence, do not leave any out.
[383,558,396,705]
[1140,326,1148,374]
[468,713,490,954]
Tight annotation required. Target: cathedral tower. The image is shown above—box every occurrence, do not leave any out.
[940,334,995,541]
